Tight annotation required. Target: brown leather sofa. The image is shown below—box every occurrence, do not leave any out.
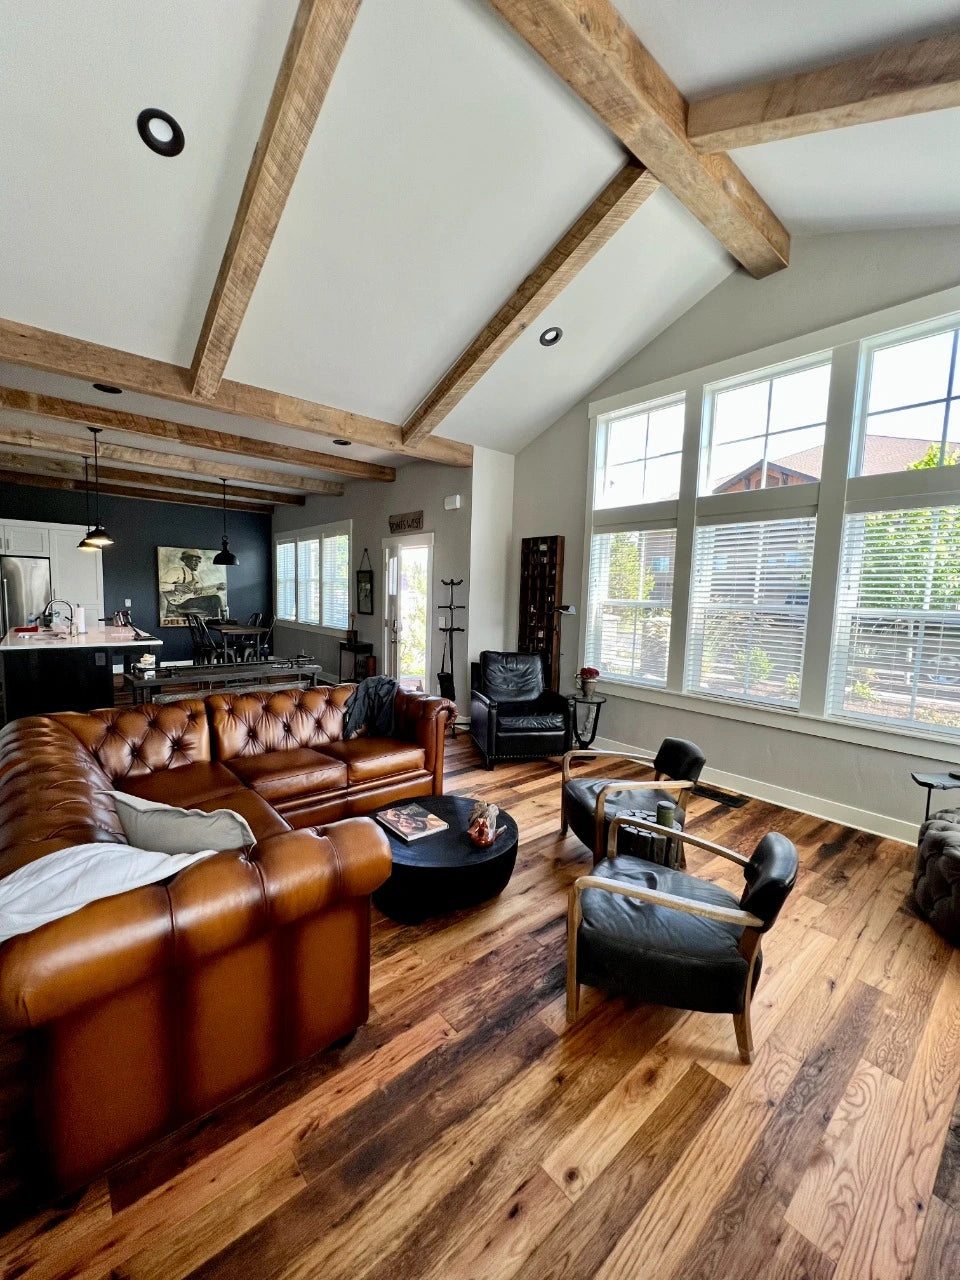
[0,685,454,1193]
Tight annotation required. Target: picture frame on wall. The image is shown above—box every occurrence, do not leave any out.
[356,548,374,615]
[157,546,228,627]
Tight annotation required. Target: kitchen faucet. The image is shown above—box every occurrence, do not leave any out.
[41,599,74,630]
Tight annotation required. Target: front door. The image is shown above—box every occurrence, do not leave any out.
[383,534,433,691]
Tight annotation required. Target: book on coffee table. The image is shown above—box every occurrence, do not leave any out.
[376,803,449,842]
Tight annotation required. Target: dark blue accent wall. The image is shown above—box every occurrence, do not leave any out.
[0,481,272,661]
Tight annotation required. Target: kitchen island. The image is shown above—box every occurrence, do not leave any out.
[0,627,162,721]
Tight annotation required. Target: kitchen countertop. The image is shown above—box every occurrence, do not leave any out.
[0,626,163,651]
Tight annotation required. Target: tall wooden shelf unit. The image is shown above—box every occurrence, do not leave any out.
[517,535,564,692]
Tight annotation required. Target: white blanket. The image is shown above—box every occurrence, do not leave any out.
[0,842,217,944]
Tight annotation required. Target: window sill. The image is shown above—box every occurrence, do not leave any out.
[275,619,349,640]
[595,677,960,761]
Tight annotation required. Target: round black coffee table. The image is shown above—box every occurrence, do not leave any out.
[372,794,519,923]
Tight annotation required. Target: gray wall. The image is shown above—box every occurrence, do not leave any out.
[510,226,960,837]
[273,461,472,711]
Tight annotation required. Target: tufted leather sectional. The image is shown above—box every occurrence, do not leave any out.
[0,684,455,1193]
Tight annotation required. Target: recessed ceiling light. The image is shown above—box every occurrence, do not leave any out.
[92,383,122,394]
[539,326,563,347]
[333,438,352,447]
[137,108,185,157]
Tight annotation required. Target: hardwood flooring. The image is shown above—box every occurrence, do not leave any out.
[1,737,958,1279]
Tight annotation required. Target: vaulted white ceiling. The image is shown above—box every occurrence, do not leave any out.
[1,0,959,481]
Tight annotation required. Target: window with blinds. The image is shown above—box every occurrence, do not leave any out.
[322,531,349,629]
[584,529,675,686]
[276,542,296,620]
[828,506,960,734]
[686,517,816,707]
[297,539,320,624]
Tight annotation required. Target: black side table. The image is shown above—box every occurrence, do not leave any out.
[568,694,606,748]
[911,771,960,822]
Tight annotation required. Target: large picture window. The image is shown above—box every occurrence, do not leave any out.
[829,505,960,735]
[275,520,351,630]
[595,395,684,509]
[702,360,831,495]
[686,518,815,708]
[585,529,675,686]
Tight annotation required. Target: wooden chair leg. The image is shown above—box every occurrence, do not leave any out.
[566,889,582,1023]
[733,1003,754,1064]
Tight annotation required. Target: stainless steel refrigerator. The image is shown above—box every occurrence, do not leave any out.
[0,555,52,633]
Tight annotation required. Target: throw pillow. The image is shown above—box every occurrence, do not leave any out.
[112,792,255,854]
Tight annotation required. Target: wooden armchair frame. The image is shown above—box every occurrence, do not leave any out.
[566,815,764,1063]
[560,749,695,862]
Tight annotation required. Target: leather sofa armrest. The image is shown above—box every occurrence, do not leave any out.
[393,691,456,779]
[252,818,391,928]
[470,690,497,709]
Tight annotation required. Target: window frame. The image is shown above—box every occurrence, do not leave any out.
[274,518,352,636]
[581,280,960,754]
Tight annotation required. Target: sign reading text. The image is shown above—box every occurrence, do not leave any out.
[389,510,424,534]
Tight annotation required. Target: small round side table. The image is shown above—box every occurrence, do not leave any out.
[568,694,606,749]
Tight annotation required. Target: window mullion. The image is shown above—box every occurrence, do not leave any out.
[667,384,704,690]
[799,341,858,717]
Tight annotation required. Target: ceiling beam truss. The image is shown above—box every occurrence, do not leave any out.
[0,468,273,513]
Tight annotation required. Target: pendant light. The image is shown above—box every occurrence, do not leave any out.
[77,456,98,550]
[212,478,238,567]
[83,427,113,548]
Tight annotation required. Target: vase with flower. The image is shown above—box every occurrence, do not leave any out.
[577,666,599,698]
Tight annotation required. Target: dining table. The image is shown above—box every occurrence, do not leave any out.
[207,622,270,662]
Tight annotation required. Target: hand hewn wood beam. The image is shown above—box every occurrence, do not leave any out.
[0,469,272,513]
[190,0,363,398]
[0,318,472,466]
[0,387,395,482]
[0,448,304,505]
[486,0,789,277]
[0,423,343,495]
[402,162,658,444]
[688,33,960,152]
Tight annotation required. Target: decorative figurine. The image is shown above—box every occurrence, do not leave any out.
[467,800,505,847]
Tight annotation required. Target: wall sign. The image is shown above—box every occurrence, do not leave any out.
[389,509,424,534]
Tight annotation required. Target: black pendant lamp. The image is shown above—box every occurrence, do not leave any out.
[83,427,113,548]
[213,478,239,567]
[77,455,98,550]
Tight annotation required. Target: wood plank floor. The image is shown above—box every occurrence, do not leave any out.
[2,736,959,1280]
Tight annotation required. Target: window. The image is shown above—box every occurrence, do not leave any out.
[702,360,831,495]
[858,320,960,475]
[595,395,684,508]
[274,521,351,629]
[321,530,349,629]
[828,505,960,735]
[276,541,296,621]
[584,529,674,686]
[686,517,815,708]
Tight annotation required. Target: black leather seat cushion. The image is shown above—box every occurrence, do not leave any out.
[564,777,687,853]
[497,698,566,733]
[578,857,758,1014]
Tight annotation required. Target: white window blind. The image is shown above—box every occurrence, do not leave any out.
[686,517,815,707]
[322,531,349,629]
[828,506,960,735]
[276,542,296,620]
[584,529,675,686]
[297,539,320,624]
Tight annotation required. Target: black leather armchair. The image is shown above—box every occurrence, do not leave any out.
[470,651,572,769]
[567,818,798,1063]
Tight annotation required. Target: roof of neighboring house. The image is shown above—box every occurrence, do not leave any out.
[713,436,940,492]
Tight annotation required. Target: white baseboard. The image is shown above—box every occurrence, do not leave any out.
[593,735,918,846]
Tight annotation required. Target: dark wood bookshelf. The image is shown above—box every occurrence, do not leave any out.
[517,534,564,691]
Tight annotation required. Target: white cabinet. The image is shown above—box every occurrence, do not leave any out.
[49,529,104,627]
[2,525,49,555]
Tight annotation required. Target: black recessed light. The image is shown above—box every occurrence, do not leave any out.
[539,326,563,347]
[137,108,185,157]
[92,383,122,395]
[332,438,352,447]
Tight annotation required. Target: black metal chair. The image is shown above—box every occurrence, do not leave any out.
[566,817,798,1063]
[470,651,572,769]
[238,613,266,663]
[561,737,706,864]
[185,612,220,665]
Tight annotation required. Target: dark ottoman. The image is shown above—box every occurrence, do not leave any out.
[914,807,960,946]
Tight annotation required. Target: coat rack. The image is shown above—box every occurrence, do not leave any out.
[437,577,465,734]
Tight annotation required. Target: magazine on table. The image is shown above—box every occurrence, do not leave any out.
[376,803,448,842]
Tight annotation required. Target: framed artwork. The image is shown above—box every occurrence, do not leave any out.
[356,547,374,615]
[157,546,228,627]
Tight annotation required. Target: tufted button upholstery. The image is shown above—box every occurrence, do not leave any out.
[53,700,211,781]
[209,688,352,760]
[914,808,960,945]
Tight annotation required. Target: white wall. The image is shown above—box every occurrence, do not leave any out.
[511,226,960,840]
[468,446,515,663]
[273,461,473,709]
